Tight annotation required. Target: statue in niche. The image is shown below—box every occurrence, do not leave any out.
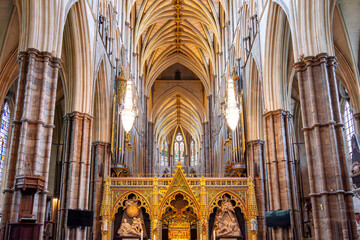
[117,195,146,237]
[125,196,140,218]
[117,217,143,236]
[213,196,242,237]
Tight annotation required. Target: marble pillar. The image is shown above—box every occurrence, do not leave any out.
[89,141,110,240]
[354,113,360,134]
[263,109,302,239]
[295,53,356,239]
[57,111,93,240]
[246,140,267,240]
[1,48,60,239]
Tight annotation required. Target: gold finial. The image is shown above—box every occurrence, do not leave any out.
[176,94,181,125]
[176,162,182,169]
[231,67,240,81]
[116,67,127,82]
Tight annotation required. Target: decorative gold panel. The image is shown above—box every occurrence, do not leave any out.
[101,164,258,240]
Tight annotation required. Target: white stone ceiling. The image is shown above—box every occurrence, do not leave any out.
[129,0,223,148]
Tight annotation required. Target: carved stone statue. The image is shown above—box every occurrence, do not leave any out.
[213,196,241,237]
[125,196,139,208]
[118,218,143,236]
[125,196,140,218]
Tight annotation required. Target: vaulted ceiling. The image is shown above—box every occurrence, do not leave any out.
[129,0,224,96]
[129,0,225,150]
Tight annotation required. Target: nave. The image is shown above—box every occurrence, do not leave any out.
[0,0,360,240]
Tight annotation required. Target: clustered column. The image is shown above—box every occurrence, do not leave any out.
[263,109,302,239]
[1,48,60,239]
[295,54,356,239]
[354,113,360,134]
[57,111,93,240]
[246,140,267,240]
[89,141,110,239]
[147,122,154,175]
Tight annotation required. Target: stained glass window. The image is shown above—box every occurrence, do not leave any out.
[0,102,10,187]
[175,142,179,161]
[174,133,185,164]
[180,142,184,163]
[344,101,355,156]
[176,135,183,141]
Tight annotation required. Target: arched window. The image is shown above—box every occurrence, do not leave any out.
[344,100,355,156]
[175,142,179,161]
[174,133,184,164]
[0,102,10,187]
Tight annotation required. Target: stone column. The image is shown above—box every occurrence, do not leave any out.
[57,111,93,240]
[203,122,210,174]
[89,141,110,240]
[207,95,213,174]
[354,113,360,134]
[147,122,154,174]
[263,109,302,239]
[295,54,356,240]
[246,140,267,240]
[1,49,60,239]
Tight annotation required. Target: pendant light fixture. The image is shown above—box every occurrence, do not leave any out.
[121,77,136,132]
[225,68,240,131]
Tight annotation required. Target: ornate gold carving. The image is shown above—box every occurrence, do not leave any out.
[100,164,257,240]
[231,67,240,81]
[174,0,183,53]
[247,177,258,239]
[225,162,246,177]
[125,132,132,150]
[100,177,111,240]
[111,164,131,177]
[111,192,152,220]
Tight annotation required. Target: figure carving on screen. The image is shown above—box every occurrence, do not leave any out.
[213,196,242,237]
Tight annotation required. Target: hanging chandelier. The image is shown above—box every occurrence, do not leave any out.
[225,70,240,131]
[121,78,136,132]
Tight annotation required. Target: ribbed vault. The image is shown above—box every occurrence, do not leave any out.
[129,0,222,96]
[151,85,205,153]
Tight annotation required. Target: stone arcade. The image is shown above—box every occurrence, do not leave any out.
[0,0,360,240]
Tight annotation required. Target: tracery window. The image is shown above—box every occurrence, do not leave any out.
[344,100,355,156]
[0,102,10,187]
[174,133,184,164]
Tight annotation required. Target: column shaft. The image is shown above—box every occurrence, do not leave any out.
[1,49,60,239]
[246,140,267,240]
[295,54,356,240]
[264,109,302,239]
[89,141,110,240]
[57,112,93,240]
